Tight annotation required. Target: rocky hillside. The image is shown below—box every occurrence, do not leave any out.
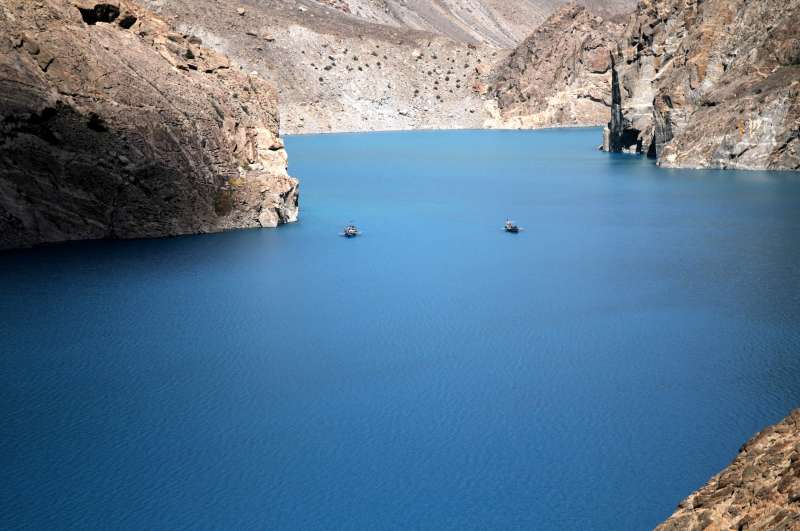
[485,5,622,129]
[657,410,800,530]
[603,0,800,170]
[142,0,499,133]
[0,0,298,250]
[141,0,635,134]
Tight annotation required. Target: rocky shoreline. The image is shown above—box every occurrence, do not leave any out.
[656,410,800,530]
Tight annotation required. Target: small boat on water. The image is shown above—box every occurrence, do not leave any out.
[504,220,521,233]
[342,224,360,237]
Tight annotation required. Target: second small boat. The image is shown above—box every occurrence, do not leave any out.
[342,224,360,237]
[504,220,521,233]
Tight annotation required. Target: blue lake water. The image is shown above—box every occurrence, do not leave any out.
[2,128,800,530]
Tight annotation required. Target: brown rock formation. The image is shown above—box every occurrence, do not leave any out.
[0,0,298,250]
[657,410,800,530]
[603,0,800,170]
[485,4,622,129]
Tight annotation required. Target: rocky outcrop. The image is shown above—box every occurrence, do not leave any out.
[0,0,298,250]
[603,0,800,170]
[656,410,800,530]
[485,4,622,129]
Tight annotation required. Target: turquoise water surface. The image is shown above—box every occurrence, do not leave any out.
[2,128,800,529]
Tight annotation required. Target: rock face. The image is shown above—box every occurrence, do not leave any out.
[603,0,800,170]
[0,0,298,250]
[485,4,622,129]
[656,410,800,530]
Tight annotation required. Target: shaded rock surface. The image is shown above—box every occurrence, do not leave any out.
[0,0,298,250]
[657,410,800,531]
[485,4,622,129]
[603,0,800,170]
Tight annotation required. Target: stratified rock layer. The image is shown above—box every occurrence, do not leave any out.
[485,4,622,129]
[657,410,800,530]
[0,0,298,250]
[603,0,800,170]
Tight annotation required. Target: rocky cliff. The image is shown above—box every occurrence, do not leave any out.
[485,4,622,129]
[0,0,298,250]
[657,410,800,530]
[603,0,800,170]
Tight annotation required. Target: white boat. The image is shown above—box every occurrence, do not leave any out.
[342,224,360,237]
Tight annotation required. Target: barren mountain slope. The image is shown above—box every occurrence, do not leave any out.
[0,0,298,250]
[141,0,635,133]
[326,0,633,48]
[603,0,800,170]
[143,0,501,133]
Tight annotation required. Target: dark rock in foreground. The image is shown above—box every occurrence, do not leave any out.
[603,0,800,170]
[0,0,298,250]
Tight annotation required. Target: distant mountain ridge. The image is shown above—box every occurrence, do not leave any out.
[312,0,634,48]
